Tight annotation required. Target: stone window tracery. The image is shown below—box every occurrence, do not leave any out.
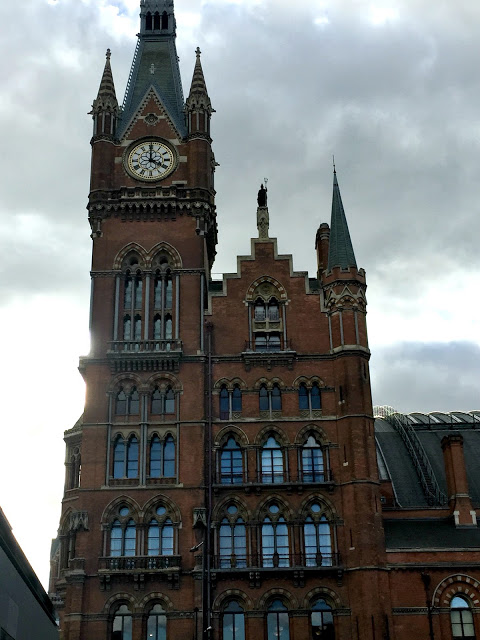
[261,435,285,483]
[246,279,288,352]
[218,504,247,569]
[300,434,327,483]
[109,506,136,558]
[219,436,243,484]
[113,435,139,479]
[261,503,290,567]
[149,434,175,478]
[303,502,333,567]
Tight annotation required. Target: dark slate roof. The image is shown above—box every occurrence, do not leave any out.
[375,419,428,507]
[375,410,480,508]
[327,171,357,271]
[384,518,480,550]
[118,36,186,139]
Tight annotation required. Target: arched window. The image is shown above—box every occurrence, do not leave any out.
[151,387,162,414]
[153,11,160,29]
[129,387,139,414]
[220,437,243,484]
[163,436,175,477]
[219,505,247,568]
[259,385,269,411]
[298,384,309,410]
[262,504,289,567]
[150,436,161,477]
[301,435,325,482]
[154,277,163,309]
[165,273,173,308]
[254,298,266,321]
[311,383,321,410]
[259,384,282,415]
[268,299,279,321]
[232,385,242,412]
[148,435,176,479]
[298,382,322,415]
[110,513,136,557]
[147,518,174,555]
[134,315,142,341]
[147,604,167,640]
[451,596,476,639]
[69,449,81,489]
[304,504,332,567]
[261,436,284,483]
[153,315,161,340]
[112,604,132,640]
[150,385,176,417]
[145,12,153,30]
[267,600,289,640]
[272,384,282,410]
[311,599,335,639]
[113,436,126,478]
[164,315,173,340]
[161,11,168,30]
[134,275,142,308]
[123,316,131,341]
[146,505,176,557]
[220,385,229,420]
[124,276,132,306]
[126,436,139,478]
[222,600,245,640]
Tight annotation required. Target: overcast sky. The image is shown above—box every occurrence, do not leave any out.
[1,0,479,590]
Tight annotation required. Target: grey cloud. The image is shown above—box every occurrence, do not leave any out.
[371,341,480,412]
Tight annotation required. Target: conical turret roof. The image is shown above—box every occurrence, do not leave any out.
[327,170,357,271]
[186,47,213,112]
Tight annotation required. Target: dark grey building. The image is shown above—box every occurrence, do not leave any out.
[0,508,58,640]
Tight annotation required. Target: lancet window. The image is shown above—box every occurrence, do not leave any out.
[300,434,327,483]
[218,504,247,568]
[247,279,287,351]
[219,436,243,484]
[113,435,139,479]
[303,502,333,567]
[261,503,289,567]
[219,384,242,420]
[147,505,175,556]
[109,506,136,557]
[261,435,284,483]
[266,600,290,640]
[149,434,176,478]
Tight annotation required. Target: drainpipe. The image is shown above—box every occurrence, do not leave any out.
[421,573,435,640]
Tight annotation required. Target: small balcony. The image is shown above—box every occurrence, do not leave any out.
[106,339,183,373]
[214,469,334,491]
[241,340,296,371]
[99,555,181,572]
[212,552,340,571]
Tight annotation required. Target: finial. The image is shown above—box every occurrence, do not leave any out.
[106,48,111,61]
[333,155,336,174]
[195,47,201,59]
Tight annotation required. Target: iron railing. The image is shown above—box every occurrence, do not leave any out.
[99,555,181,571]
[212,552,340,570]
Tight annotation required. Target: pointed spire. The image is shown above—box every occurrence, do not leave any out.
[327,168,357,271]
[95,49,118,103]
[90,49,119,138]
[186,47,213,112]
[186,47,214,136]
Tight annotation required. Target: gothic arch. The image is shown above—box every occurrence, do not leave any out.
[113,242,148,270]
[214,377,247,391]
[255,424,289,446]
[101,495,142,524]
[137,592,174,613]
[213,589,253,612]
[257,588,297,610]
[107,373,143,394]
[255,494,294,520]
[142,493,181,523]
[214,425,249,447]
[254,377,286,391]
[246,276,288,302]
[303,587,342,609]
[212,495,250,522]
[103,592,136,614]
[433,574,480,607]
[299,493,336,519]
[145,372,182,392]
[150,241,183,269]
[295,424,329,445]
[293,375,326,389]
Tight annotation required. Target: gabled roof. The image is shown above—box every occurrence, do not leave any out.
[327,171,357,271]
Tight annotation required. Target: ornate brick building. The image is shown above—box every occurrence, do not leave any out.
[49,2,480,639]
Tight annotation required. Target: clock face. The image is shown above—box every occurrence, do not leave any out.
[126,140,176,181]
